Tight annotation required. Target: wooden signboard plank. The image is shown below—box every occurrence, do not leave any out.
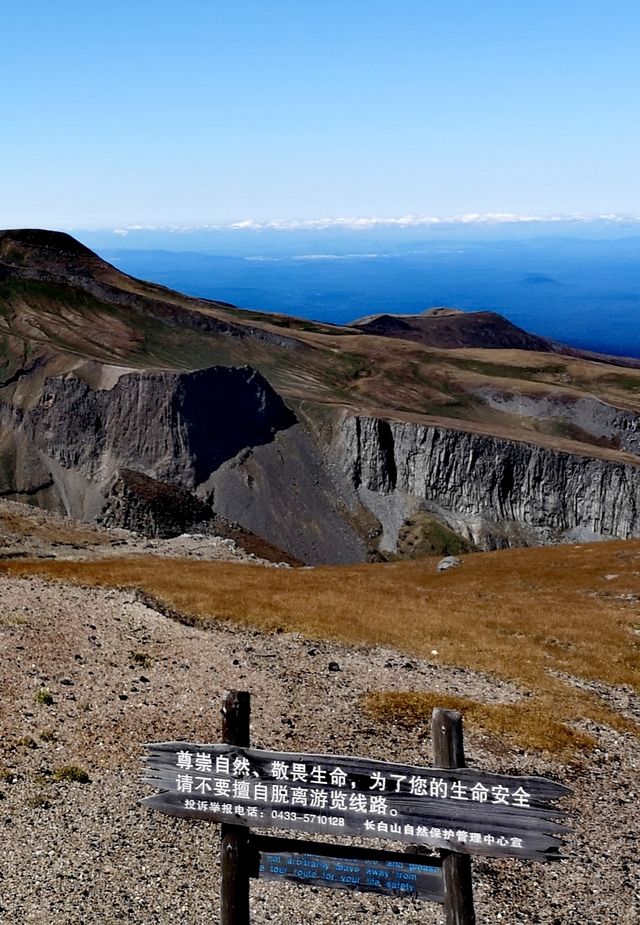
[249,833,443,866]
[140,790,564,860]
[143,742,570,804]
[249,833,443,901]
[142,765,568,829]
[141,741,570,861]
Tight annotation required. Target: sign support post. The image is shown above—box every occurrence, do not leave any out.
[432,708,476,925]
[220,690,251,925]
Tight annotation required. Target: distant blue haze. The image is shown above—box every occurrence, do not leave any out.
[90,233,640,358]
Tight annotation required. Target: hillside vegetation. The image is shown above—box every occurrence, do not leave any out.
[4,539,638,754]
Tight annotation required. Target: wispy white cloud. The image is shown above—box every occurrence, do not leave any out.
[106,212,640,235]
[291,253,384,260]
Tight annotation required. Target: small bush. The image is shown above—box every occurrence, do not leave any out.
[28,794,52,809]
[34,688,54,706]
[53,765,90,784]
[39,729,57,742]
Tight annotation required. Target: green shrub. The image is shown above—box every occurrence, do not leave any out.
[53,765,90,784]
[34,688,54,706]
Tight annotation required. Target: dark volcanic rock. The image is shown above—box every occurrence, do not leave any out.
[0,363,366,564]
[98,470,213,538]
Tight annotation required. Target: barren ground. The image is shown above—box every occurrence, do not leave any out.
[1,564,638,924]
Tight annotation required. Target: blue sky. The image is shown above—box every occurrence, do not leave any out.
[2,0,639,229]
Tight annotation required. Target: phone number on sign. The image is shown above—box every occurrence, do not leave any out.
[271,810,345,827]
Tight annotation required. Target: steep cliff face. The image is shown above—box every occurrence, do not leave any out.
[0,364,367,563]
[0,359,638,560]
[336,414,640,550]
[0,365,295,517]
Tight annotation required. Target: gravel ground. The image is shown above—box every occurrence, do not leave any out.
[0,574,638,924]
[0,498,287,566]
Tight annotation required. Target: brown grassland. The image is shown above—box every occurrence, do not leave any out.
[2,539,639,756]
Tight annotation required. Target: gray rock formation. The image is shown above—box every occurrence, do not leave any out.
[98,469,213,538]
[0,360,638,562]
[437,556,462,572]
[336,413,640,550]
[480,390,640,456]
[0,364,367,564]
[0,364,295,518]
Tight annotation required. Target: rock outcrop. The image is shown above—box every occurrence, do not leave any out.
[0,365,295,517]
[98,469,213,538]
[336,414,640,550]
[0,364,368,564]
[480,390,640,456]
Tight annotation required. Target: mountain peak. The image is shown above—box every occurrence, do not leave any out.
[0,228,110,278]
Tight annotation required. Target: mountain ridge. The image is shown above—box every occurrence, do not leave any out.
[0,228,639,562]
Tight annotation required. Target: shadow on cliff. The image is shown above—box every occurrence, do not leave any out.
[3,364,297,498]
[172,365,297,484]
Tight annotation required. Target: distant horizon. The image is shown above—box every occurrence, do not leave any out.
[57,213,640,236]
[85,230,640,359]
[58,215,640,257]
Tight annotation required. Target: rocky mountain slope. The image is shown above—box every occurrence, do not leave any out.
[0,228,639,562]
[351,306,558,351]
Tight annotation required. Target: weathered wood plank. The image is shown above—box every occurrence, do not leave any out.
[248,833,443,899]
[141,730,570,862]
[139,791,564,861]
[433,708,476,925]
[141,767,569,831]
[255,847,444,902]
[142,741,570,803]
[220,690,251,925]
[249,833,442,865]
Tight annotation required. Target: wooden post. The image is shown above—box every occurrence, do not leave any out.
[432,708,477,925]
[220,690,251,925]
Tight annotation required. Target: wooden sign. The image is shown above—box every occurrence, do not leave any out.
[140,691,573,925]
[250,834,444,902]
[142,742,569,861]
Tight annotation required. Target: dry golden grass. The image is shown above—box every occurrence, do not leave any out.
[363,691,597,754]
[2,539,639,754]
